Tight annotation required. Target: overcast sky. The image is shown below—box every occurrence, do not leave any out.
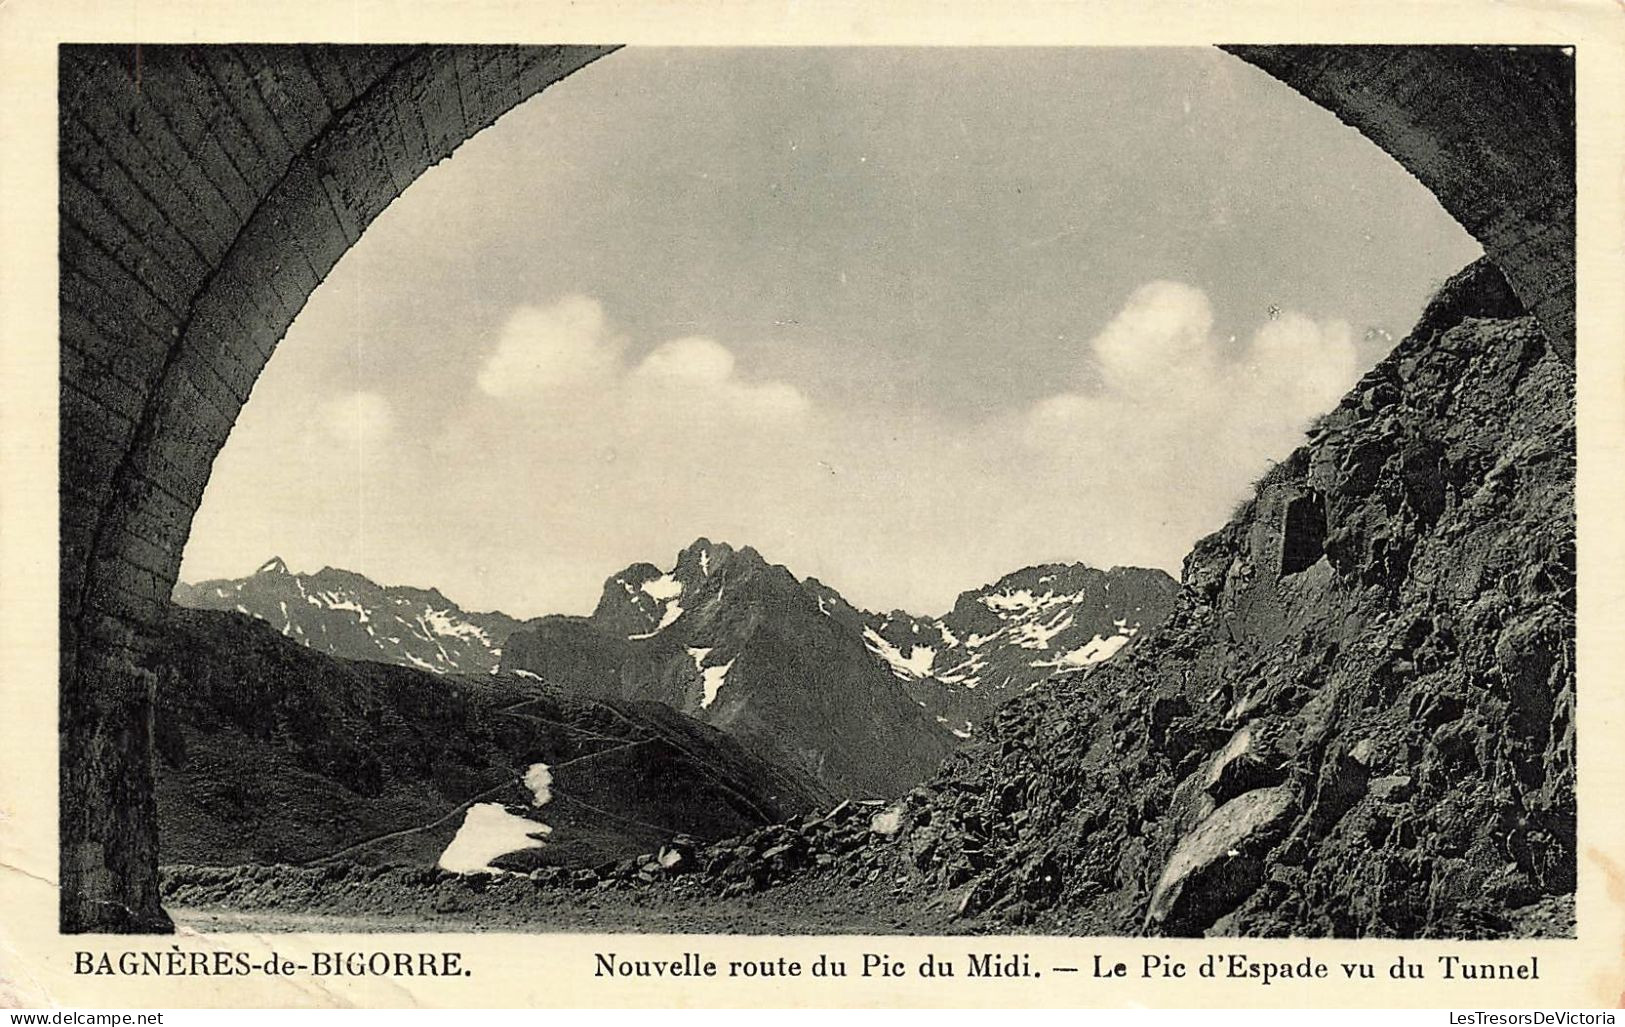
[179,47,1482,618]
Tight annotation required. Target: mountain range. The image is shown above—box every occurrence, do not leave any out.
[174,558,519,675]
[174,543,1177,798]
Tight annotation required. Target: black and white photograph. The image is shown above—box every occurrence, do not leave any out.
[47,39,1583,945]
[8,0,1624,1009]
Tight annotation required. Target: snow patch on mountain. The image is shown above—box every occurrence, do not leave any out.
[981,588,1076,614]
[307,590,369,622]
[404,652,442,674]
[1013,611,1075,649]
[640,574,683,602]
[524,763,554,807]
[701,659,735,709]
[862,627,937,679]
[423,607,491,642]
[1035,632,1132,669]
[657,601,685,630]
[629,599,685,639]
[438,803,550,874]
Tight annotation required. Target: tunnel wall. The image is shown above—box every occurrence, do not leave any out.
[57,43,616,932]
[1223,45,1575,360]
[56,44,1576,931]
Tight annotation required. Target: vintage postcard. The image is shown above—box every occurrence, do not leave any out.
[2,0,1624,1011]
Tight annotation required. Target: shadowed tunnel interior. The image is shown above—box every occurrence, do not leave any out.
[56,43,1574,932]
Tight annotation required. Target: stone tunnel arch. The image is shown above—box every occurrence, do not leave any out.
[56,43,1575,931]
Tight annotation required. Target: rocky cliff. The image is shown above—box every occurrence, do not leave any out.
[870,258,1574,937]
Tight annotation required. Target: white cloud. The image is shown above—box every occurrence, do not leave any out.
[635,336,736,383]
[1027,279,1356,435]
[474,295,810,424]
[319,391,393,443]
[1089,280,1220,398]
[1021,280,1358,514]
[476,295,623,397]
[633,338,813,420]
[1243,311,1360,424]
[428,283,1360,615]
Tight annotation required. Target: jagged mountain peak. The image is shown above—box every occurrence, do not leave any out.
[254,556,289,576]
[592,559,687,639]
[307,565,389,592]
[963,561,1109,605]
[674,537,737,579]
[591,539,801,640]
[603,539,756,588]
[502,539,965,796]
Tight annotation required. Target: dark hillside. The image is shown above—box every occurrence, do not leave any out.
[153,607,827,870]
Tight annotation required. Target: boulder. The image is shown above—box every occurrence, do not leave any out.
[1146,784,1296,935]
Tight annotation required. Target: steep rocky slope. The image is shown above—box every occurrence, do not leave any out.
[527,258,1570,937]
[865,258,1576,937]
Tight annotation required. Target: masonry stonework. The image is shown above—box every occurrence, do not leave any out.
[58,44,616,932]
[1224,46,1575,361]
